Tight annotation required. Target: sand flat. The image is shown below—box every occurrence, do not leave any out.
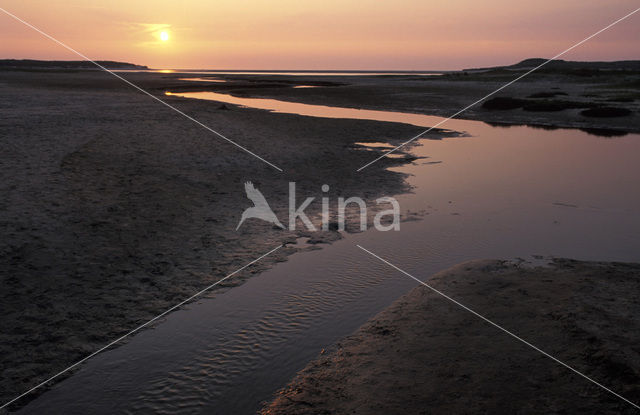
[0,70,428,408]
[262,259,640,414]
[2,65,639,411]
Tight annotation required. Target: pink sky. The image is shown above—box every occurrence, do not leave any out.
[1,0,638,70]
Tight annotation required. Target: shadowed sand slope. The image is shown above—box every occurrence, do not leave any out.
[261,259,640,414]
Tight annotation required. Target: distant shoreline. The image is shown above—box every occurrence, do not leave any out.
[0,59,148,70]
[3,57,640,73]
[464,57,640,72]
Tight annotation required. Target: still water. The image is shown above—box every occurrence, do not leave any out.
[19,92,640,414]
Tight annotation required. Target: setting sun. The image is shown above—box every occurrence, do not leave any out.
[160,31,169,42]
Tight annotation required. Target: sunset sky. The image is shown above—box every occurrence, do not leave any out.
[1,0,638,70]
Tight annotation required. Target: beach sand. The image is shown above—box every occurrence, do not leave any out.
[0,70,443,408]
[1,67,638,410]
[261,259,640,414]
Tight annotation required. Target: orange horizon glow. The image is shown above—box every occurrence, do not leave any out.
[1,0,638,70]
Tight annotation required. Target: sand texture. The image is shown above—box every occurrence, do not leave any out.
[1,66,638,409]
[262,259,640,414]
[0,70,437,408]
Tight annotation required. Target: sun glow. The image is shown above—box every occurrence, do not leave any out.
[2,1,636,70]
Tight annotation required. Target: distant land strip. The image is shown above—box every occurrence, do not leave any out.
[464,58,640,72]
[0,59,148,70]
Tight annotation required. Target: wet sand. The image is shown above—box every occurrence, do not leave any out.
[261,259,640,414]
[0,70,442,409]
[163,68,640,135]
[1,67,638,410]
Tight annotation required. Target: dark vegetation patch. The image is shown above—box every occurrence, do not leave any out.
[579,128,629,138]
[483,122,630,138]
[481,97,527,110]
[527,124,560,131]
[482,97,594,112]
[580,107,632,118]
[522,100,592,112]
[483,121,514,128]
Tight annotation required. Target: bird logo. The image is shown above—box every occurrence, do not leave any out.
[236,181,285,230]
